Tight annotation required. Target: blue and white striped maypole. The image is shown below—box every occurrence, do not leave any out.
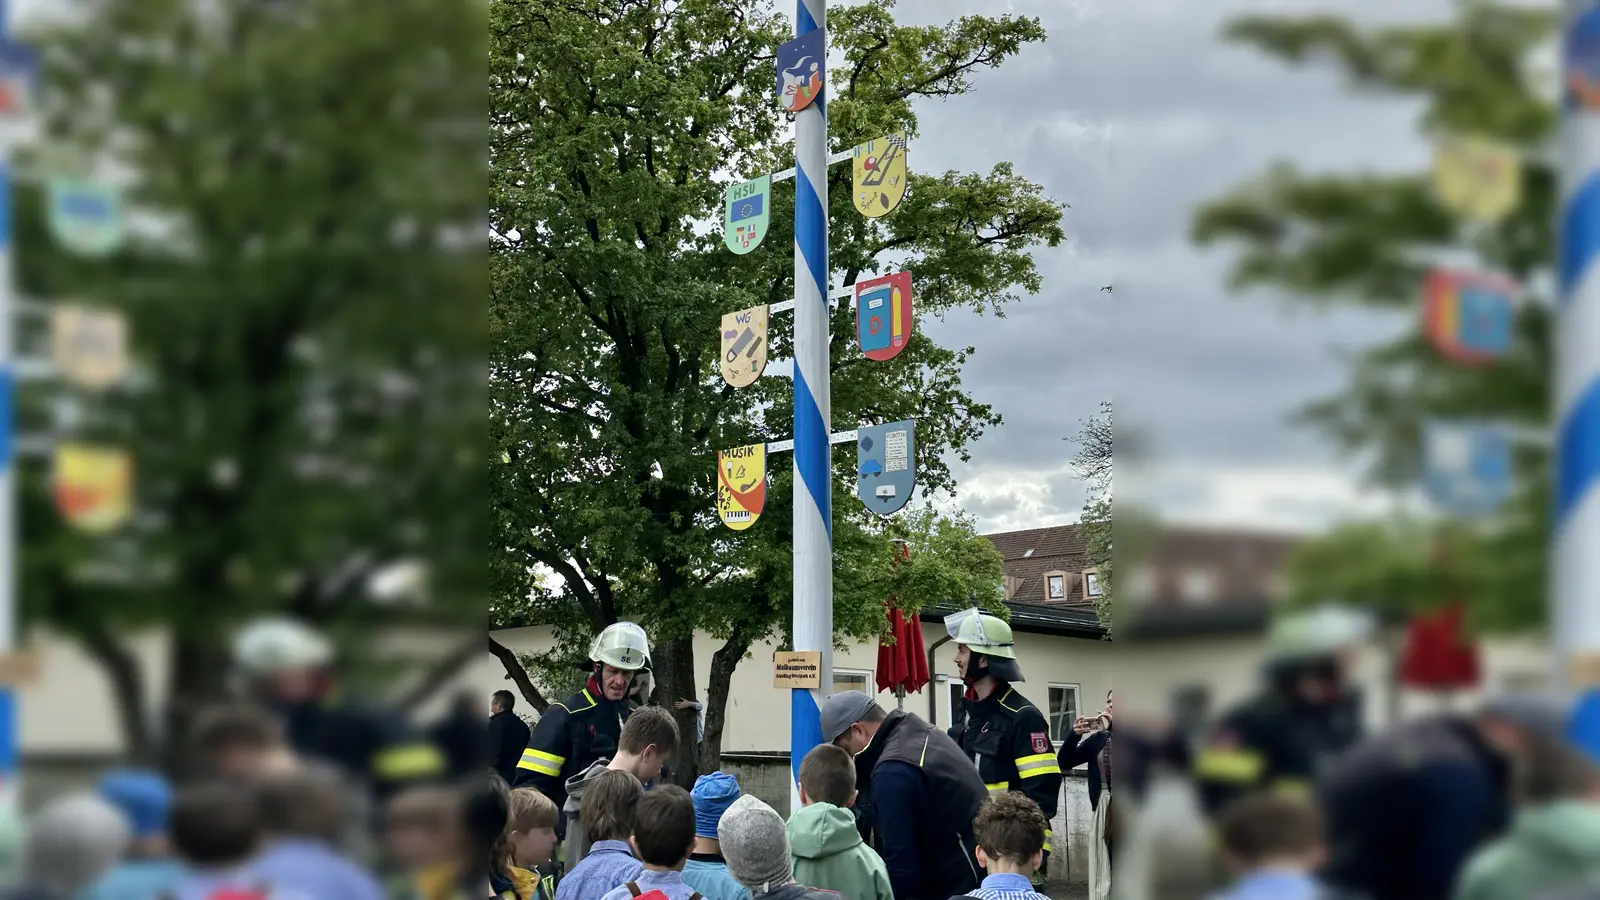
[1560,0,1600,756]
[0,0,18,813]
[790,0,832,810]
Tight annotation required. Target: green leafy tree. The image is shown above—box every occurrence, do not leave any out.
[491,0,1062,784]
[17,0,483,761]
[1190,2,1554,632]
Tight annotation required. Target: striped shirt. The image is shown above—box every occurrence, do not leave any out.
[968,872,1051,900]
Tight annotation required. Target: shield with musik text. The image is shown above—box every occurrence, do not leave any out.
[853,134,908,219]
[1432,136,1521,224]
[776,29,824,113]
[52,443,132,533]
[1422,421,1512,517]
[855,270,913,361]
[719,304,769,388]
[857,420,916,516]
[723,175,771,255]
[47,177,124,257]
[717,443,767,531]
[51,304,128,391]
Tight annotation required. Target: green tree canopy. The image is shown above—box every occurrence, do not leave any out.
[1190,2,1554,632]
[491,0,1064,782]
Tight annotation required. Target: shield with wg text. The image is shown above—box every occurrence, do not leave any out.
[719,305,768,388]
[717,443,767,531]
[776,29,824,113]
[1431,136,1521,224]
[853,134,908,219]
[857,420,916,516]
[51,304,128,391]
[855,270,913,361]
[723,175,771,255]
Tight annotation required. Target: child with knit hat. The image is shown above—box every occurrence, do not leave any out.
[82,769,186,900]
[0,793,130,900]
[717,796,840,900]
[682,773,751,900]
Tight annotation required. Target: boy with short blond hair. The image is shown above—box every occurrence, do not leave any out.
[788,744,892,900]
[508,787,560,900]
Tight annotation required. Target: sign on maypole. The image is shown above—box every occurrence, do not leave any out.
[1559,0,1600,757]
[787,0,831,811]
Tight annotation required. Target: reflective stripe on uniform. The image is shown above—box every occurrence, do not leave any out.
[1014,752,1061,779]
[1194,747,1265,783]
[1043,827,1052,853]
[518,748,566,776]
[372,742,446,780]
[1273,777,1311,798]
[985,782,1008,793]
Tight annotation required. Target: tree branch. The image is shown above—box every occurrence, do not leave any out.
[488,634,550,714]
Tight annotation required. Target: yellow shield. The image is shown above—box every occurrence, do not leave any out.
[853,134,908,219]
[716,443,766,531]
[52,443,132,533]
[1432,136,1522,223]
[719,305,768,388]
[51,304,128,391]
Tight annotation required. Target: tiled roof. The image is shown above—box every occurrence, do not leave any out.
[984,525,1096,607]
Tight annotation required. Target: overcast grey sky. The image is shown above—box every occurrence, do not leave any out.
[895,0,1480,534]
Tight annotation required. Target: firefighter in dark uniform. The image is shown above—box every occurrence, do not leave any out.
[947,608,1063,885]
[1194,606,1371,817]
[232,618,446,801]
[512,622,650,840]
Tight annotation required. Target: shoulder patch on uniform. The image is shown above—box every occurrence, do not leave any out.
[1031,731,1050,753]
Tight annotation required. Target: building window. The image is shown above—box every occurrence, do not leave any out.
[1179,568,1217,605]
[1047,574,1065,600]
[1047,684,1081,743]
[1083,568,1102,598]
[833,668,872,697]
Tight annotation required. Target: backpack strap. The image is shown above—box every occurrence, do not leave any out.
[626,883,642,898]
[689,894,703,900]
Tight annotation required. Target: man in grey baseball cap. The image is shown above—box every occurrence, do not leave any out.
[817,690,987,900]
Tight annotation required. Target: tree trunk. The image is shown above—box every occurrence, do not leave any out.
[79,626,152,765]
[700,632,750,778]
[161,634,232,778]
[397,634,484,709]
[648,634,700,789]
[488,634,549,714]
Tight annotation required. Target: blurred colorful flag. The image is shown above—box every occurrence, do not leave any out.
[51,443,131,533]
[1422,268,1516,365]
[1432,135,1522,224]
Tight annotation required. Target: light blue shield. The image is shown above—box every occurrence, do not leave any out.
[47,177,124,258]
[1422,421,1513,517]
[857,420,916,515]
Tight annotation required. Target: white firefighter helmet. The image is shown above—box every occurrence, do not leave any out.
[232,617,335,677]
[1266,605,1374,664]
[944,607,1017,660]
[591,621,651,671]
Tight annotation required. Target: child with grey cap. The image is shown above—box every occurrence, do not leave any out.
[717,796,841,900]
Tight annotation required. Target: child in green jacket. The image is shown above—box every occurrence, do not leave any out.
[788,745,894,900]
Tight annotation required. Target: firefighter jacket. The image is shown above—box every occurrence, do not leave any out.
[958,685,1064,854]
[1193,688,1363,817]
[511,677,637,833]
[281,692,446,800]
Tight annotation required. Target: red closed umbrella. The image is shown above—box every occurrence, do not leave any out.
[1399,603,1480,690]
[877,605,930,697]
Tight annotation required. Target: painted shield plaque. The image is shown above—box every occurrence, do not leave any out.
[51,304,129,391]
[855,271,912,361]
[1569,5,1600,110]
[852,134,908,219]
[723,175,771,255]
[1431,136,1521,224]
[717,443,767,531]
[776,29,824,113]
[0,41,38,119]
[47,177,124,257]
[857,420,916,516]
[52,443,132,533]
[1422,421,1512,517]
[1421,269,1515,365]
[719,304,769,388]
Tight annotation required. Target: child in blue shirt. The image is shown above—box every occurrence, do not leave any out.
[968,793,1052,900]
[600,785,702,900]
[556,769,645,900]
[1210,792,1353,900]
[683,773,751,900]
[83,769,186,900]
